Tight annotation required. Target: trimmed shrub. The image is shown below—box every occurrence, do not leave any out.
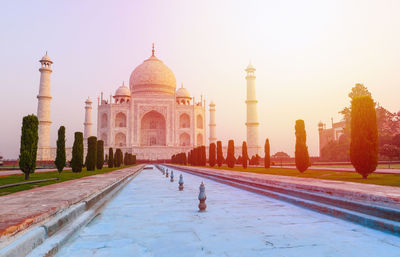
[108,148,114,168]
[86,136,97,171]
[295,120,310,173]
[264,139,270,169]
[209,143,216,167]
[350,96,378,178]
[201,146,206,166]
[71,132,84,173]
[55,126,66,173]
[19,114,39,180]
[217,141,223,167]
[227,140,235,168]
[115,148,123,167]
[97,140,104,170]
[242,141,248,169]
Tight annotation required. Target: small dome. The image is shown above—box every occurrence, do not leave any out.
[115,83,131,96]
[176,85,191,98]
[245,61,255,72]
[40,51,52,63]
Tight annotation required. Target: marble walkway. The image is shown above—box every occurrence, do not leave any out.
[57,165,400,257]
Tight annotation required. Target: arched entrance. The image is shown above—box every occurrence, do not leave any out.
[140,110,166,146]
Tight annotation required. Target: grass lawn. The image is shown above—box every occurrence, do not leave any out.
[0,166,134,196]
[206,166,400,187]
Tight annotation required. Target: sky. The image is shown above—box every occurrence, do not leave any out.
[0,0,399,159]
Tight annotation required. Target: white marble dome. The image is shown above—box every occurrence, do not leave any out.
[115,84,131,96]
[129,53,176,96]
[176,86,191,98]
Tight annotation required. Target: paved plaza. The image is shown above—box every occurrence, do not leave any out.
[56,166,400,257]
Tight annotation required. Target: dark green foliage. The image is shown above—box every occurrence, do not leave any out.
[108,148,114,168]
[19,115,39,180]
[217,141,223,167]
[55,126,66,173]
[171,152,187,165]
[295,120,310,173]
[96,140,104,170]
[124,152,129,165]
[350,96,378,178]
[201,146,206,166]
[209,143,216,167]
[71,132,84,173]
[86,136,97,171]
[236,155,242,164]
[249,154,261,165]
[264,139,270,169]
[115,148,123,167]
[227,140,235,168]
[242,141,248,169]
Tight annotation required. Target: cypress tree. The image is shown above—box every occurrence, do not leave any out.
[295,120,310,173]
[227,140,235,168]
[96,140,104,170]
[350,96,378,178]
[108,148,114,168]
[86,136,97,171]
[71,132,84,173]
[209,143,216,167]
[242,141,248,169]
[19,114,39,180]
[132,154,136,165]
[264,139,270,169]
[124,152,129,165]
[55,126,66,173]
[201,146,206,166]
[115,148,123,167]
[217,141,223,167]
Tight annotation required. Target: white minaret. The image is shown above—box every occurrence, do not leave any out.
[245,62,260,157]
[209,101,216,145]
[37,52,53,161]
[84,97,93,144]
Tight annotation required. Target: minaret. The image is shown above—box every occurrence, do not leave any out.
[245,61,260,157]
[209,101,216,145]
[37,52,53,161]
[84,98,93,144]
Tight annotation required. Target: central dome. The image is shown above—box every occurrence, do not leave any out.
[129,48,176,96]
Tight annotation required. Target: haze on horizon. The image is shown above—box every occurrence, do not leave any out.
[0,0,399,159]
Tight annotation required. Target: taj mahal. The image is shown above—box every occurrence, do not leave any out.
[35,45,260,161]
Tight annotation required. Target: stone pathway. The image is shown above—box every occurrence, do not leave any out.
[271,165,400,174]
[177,165,400,209]
[56,166,400,257]
[0,165,143,240]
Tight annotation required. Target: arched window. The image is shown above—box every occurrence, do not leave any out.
[115,132,126,147]
[179,113,190,128]
[115,112,127,127]
[101,113,108,128]
[197,133,203,146]
[196,115,203,129]
[179,133,190,146]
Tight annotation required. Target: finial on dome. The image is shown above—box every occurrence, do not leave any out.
[122,81,125,86]
[181,83,183,88]
[152,43,155,56]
